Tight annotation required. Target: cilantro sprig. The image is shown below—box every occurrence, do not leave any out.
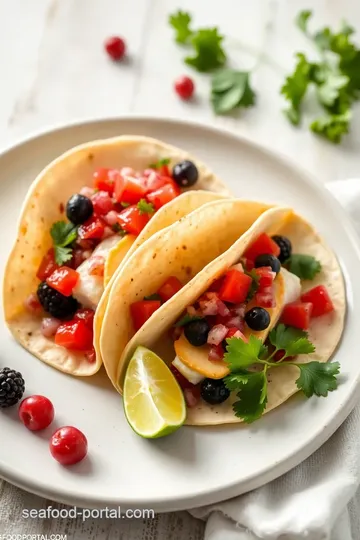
[223,324,340,423]
[148,158,170,169]
[137,199,155,215]
[281,10,360,143]
[211,70,256,115]
[286,254,321,280]
[50,221,78,265]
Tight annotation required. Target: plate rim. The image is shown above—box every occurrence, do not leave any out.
[1,115,360,512]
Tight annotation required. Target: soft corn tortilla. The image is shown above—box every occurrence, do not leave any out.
[100,201,279,390]
[106,206,345,425]
[3,136,230,377]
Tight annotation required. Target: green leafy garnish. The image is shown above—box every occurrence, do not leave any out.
[148,157,171,169]
[244,268,259,300]
[111,223,126,235]
[169,11,193,44]
[174,314,203,327]
[223,324,339,423]
[286,254,321,280]
[211,70,256,114]
[137,199,155,215]
[281,10,360,143]
[121,201,131,208]
[50,221,78,265]
[144,293,162,302]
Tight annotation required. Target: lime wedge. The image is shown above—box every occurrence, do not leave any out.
[123,346,186,438]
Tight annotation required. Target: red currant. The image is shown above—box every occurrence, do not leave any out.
[174,76,195,100]
[19,395,54,431]
[104,36,126,61]
[50,426,88,466]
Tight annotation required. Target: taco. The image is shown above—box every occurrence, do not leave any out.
[3,136,231,376]
[105,204,345,426]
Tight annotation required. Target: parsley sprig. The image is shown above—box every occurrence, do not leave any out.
[50,221,78,265]
[286,254,322,280]
[223,324,340,423]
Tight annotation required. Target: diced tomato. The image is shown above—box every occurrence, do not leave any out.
[208,276,224,292]
[24,293,42,314]
[157,164,171,177]
[170,365,194,390]
[91,190,114,215]
[93,168,117,194]
[78,216,105,240]
[226,327,248,342]
[244,233,281,261]
[88,255,105,276]
[74,308,95,330]
[117,206,150,235]
[254,286,276,308]
[254,267,275,290]
[157,276,182,302]
[36,249,59,281]
[46,267,79,297]
[144,172,168,193]
[114,174,147,205]
[55,319,93,351]
[281,301,313,330]
[130,300,161,331]
[146,183,179,210]
[85,348,97,363]
[301,285,334,318]
[243,258,255,271]
[208,344,225,362]
[218,269,252,304]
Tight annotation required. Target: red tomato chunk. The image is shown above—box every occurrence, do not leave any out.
[91,191,114,215]
[244,233,281,261]
[114,175,147,205]
[74,309,95,330]
[157,276,182,302]
[37,249,59,281]
[301,285,334,317]
[281,301,313,330]
[117,206,150,235]
[78,217,105,240]
[218,269,252,304]
[55,319,93,351]
[146,183,179,210]
[46,267,79,297]
[93,168,116,194]
[130,300,161,331]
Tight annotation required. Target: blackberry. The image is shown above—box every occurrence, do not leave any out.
[271,235,292,263]
[37,282,78,319]
[0,367,25,408]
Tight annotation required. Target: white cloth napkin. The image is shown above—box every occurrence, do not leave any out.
[190,180,360,540]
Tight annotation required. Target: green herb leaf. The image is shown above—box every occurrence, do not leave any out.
[121,202,131,208]
[224,335,267,370]
[224,370,251,391]
[286,254,321,280]
[148,158,171,169]
[296,10,312,34]
[269,324,315,357]
[232,370,268,423]
[185,28,226,72]
[137,199,155,215]
[310,110,352,144]
[211,70,256,114]
[281,53,312,124]
[54,246,73,266]
[317,72,349,107]
[169,11,193,44]
[294,361,340,397]
[143,293,162,302]
[50,221,78,265]
[244,269,260,301]
[174,314,203,327]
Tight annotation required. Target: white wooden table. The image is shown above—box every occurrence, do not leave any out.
[1,0,359,538]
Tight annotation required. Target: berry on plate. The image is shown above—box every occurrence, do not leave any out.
[50,426,88,465]
[19,395,54,431]
[0,367,25,408]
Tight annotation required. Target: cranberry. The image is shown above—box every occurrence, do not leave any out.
[104,36,126,61]
[50,426,88,466]
[174,76,195,100]
[19,395,54,431]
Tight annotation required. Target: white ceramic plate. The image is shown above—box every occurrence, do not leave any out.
[1,117,359,512]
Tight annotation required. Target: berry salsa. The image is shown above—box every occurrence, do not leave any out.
[25,159,199,360]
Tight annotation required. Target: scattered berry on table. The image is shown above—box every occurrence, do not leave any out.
[104,36,126,61]
[37,282,79,320]
[19,395,54,431]
[0,367,25,408]
[172,160,199,187]
[174,75,195,100]
[50,426,88,466]
[271,235,292,263]
[200,378,230,405]
[66,194,93,225]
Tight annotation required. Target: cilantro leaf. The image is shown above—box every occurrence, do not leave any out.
[317,72,349,107]
[174,314,203,327]
[211,70,256,114]
[144,293,162,302]
[169,11,193,44]
[244,269,259,300]
[296,10,312,34]
[137,199,155,215]
[50,221,78,265]
[185,28,226,72]
[310,110,351,144]
[54,246,73,266]
[232,370,268,423]
[224,370,251,391]
[287,254,321,280]
[149,158,171,169]
[294,361,340,397]
[224,335,267,370]
[281,53,312,124]
[121,202,131,208]
[269,324,315,357]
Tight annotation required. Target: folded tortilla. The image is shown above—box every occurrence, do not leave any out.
[3,136,231,376]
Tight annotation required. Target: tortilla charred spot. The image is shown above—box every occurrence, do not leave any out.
[59,202,64,213]
[182,245,187,250]
[88,153,94,161]
[185,266,192,276]
[20,225,28,235]
[41,217,44,223]
[152,253,157,259]
[20,254,24,259]
[27,332,32,337]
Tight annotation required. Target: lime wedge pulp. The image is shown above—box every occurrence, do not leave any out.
[123,346,186,438]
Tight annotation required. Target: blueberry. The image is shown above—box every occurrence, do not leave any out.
[245,307,270,331]
[66,194,93,225]
[271,235,292,263]
[184,319,209,347]
[172,160,199,187]
[200,378,230,405]
[255,254,281,274]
